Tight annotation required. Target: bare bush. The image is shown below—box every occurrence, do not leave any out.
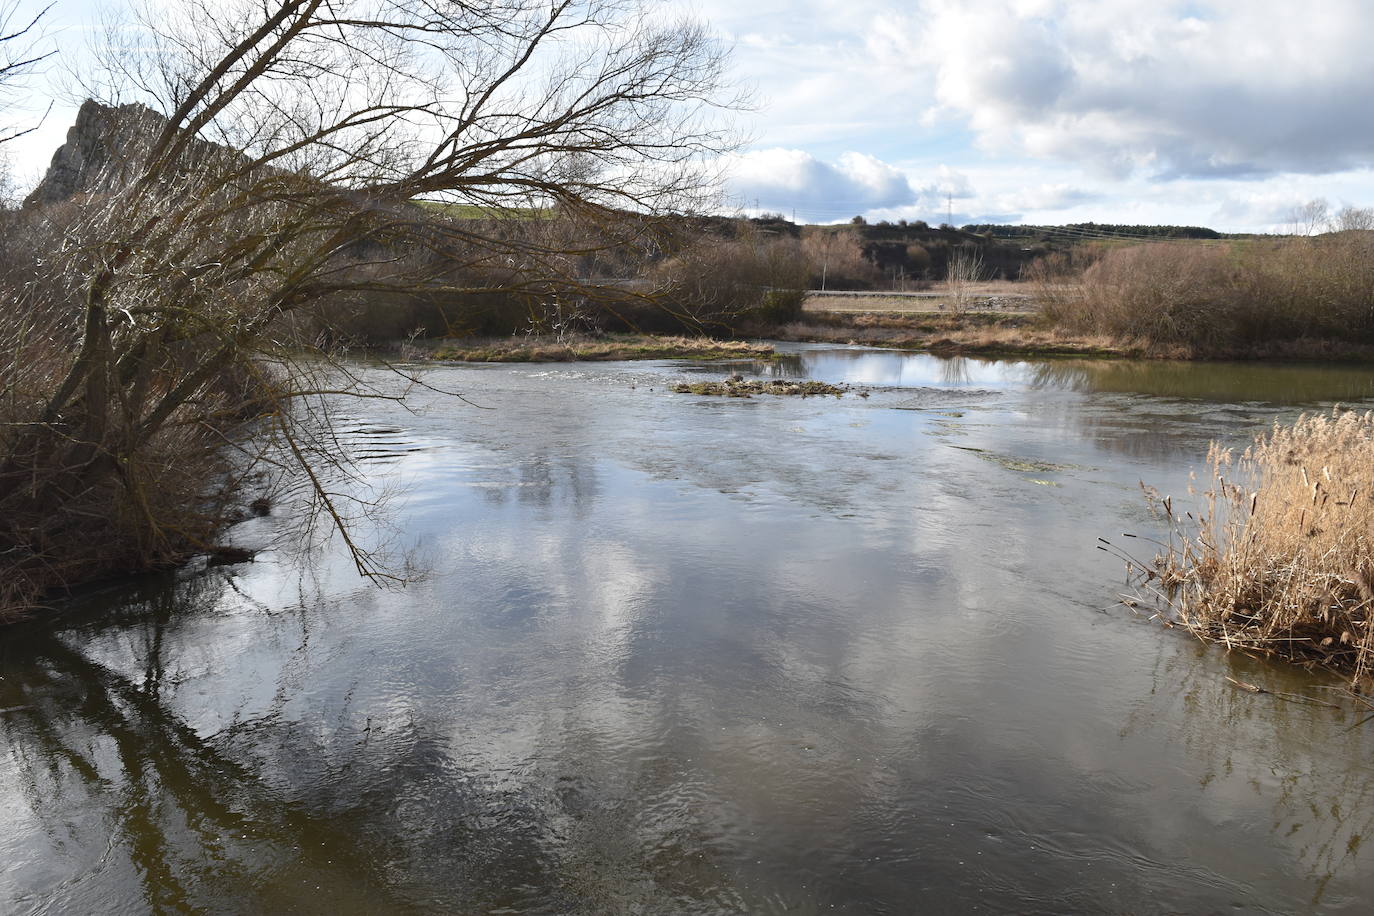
[1023,246,1104,327]
[652,223,809,329]
[945,244,985,315]
[800,227,882,290]
[1041,236,1374,354]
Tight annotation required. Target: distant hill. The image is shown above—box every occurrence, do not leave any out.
[963,222,1225,241]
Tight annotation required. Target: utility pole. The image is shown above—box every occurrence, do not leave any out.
[947,192,953,228]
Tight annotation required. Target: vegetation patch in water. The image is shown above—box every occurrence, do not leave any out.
[1128,410,1374,686]
[671,378,850,398]
[429,334,775,363]
[951,446,1078,474]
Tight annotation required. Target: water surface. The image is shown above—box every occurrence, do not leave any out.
[3,346,1373,914]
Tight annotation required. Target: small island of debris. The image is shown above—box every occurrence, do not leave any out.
[671,377,852,398]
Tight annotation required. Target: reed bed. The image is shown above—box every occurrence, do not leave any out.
[1134,411,1374,684]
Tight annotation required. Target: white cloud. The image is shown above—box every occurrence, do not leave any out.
[724,148,921,218]
[914,0,1374,179]
[996,184,1100,212]
[681,0,1374,230]
[11,0,1374,232]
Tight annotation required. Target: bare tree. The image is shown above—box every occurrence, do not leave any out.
[0,0,739,612]
[0,1,52,206]
[800,226,880,290]
[1287,198,1330,236]
[1331,205,1374,232]
[0,0,52,146]
[945,244,985,315]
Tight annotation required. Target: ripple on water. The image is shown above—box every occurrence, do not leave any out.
[3,347,1374,914]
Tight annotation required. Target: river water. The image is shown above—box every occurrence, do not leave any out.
[3,345,1374,914]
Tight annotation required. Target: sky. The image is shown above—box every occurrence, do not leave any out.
[690,0,1374,230]
[7,0,1374,231]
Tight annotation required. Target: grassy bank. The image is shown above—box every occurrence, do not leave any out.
[769,301,1374,363]
[1135,411,1374,685]
[804,281,1037,315]
[764,309,1126,358]
[425,334,775,362]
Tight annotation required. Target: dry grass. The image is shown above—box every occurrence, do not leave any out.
[426,333,774,362]
[1135,411,1374,684]
[804,280,1038,315]
[770,310,1124,358]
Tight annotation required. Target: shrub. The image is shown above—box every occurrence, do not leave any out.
[800,227,883,290]
[1039,235,1374,352]
[755,288,805,323]
[905,244,932,273]
[651,223,809,330]
[1136,411,1374,685]
[0,233,270,618]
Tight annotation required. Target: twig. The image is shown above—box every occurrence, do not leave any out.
[1224,676,1342,709]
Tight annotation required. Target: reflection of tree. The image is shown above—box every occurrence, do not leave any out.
[765,354,806,378]
[478,452,602,511]
[937,356,974,387]
[4,568,739,912]
[0,575,417,913]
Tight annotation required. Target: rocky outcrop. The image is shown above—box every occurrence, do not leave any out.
[23,100,168,207]
[22,99,254,208]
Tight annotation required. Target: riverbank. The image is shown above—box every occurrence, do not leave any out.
[763,310,1127,359]
[408,313,1131,365]
[803,283,1039,315]
[423,334,775,362]
[762,309,1374,362]
[1039,237,1374,358]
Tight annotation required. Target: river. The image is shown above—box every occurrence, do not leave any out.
[3,344,1373,914]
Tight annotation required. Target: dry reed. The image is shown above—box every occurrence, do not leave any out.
[1135,411,1374,684]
